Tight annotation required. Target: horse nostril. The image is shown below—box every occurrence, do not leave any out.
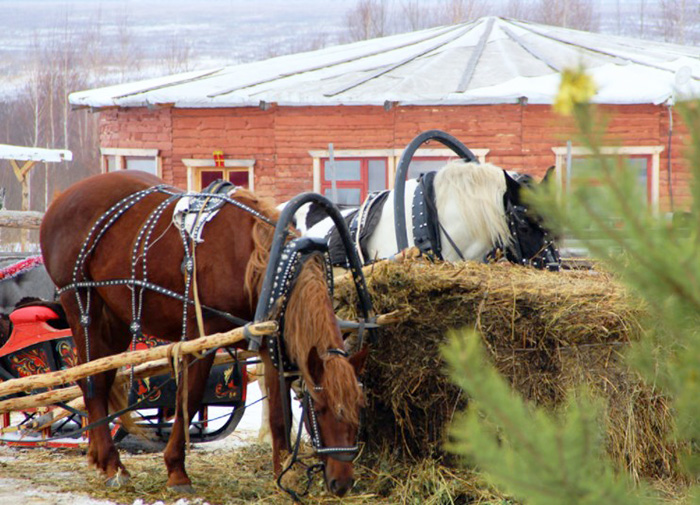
[329,478,354,497]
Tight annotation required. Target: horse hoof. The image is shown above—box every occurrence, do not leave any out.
[105,472,130,488]
[169,484,196,494]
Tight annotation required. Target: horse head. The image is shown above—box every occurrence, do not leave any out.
[305,346,368,496]
[502,168,560,271]
[280,255,368,496]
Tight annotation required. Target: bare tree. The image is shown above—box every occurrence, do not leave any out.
[344,0,390,42]
[435,0,486,25]
[536,0,599,31]
[114,11,142,79]
[163,34,194,74]
[658,0,699,44]
[505,0,533,21]
[401,0,437,31]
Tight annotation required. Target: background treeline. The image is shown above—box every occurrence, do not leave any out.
[0,0,697,222]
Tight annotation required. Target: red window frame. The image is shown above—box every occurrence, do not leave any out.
[196,168,250,190]
[320,157,387,204]
[565,154,652,205]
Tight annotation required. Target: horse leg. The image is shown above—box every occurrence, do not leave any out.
[163,352,215,492]
[62,295,131,486]
[260,350,291,477]
[252,363,272,445]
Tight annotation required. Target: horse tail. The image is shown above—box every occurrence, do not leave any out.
[245,218,275,307]
[108,378,144,438]
[240,189,281,307]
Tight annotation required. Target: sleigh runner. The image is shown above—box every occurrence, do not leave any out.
[0,301,271,446]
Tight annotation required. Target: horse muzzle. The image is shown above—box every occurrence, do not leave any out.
[323,460,355,497]
[327,476,355,497]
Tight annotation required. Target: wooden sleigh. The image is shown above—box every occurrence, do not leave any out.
[0,302,264,447]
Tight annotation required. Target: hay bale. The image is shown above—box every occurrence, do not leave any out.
[335,260,682,482]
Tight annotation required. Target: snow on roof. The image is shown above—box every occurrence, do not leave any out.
[0,144,73,163]
[69,16,700,110]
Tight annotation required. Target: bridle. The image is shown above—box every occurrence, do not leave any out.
[501,198,561,271]
[260,235,363,501]
[303,348,361,462]
[276,347,362,501]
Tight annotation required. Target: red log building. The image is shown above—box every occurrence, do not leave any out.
[71,17,700,213]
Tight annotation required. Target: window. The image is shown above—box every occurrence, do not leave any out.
[101,148,160,176]
[321,158,387,206]
[182,158,255,191]
[309,148,489,205]
[552,146,663,214]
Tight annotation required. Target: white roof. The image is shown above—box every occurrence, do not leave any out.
[69,16,700,109]
[0,144,73,163]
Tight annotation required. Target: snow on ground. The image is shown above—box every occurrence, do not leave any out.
[0,381,303,504]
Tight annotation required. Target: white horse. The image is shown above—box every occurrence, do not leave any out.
[303,160,559,269]
[254,161,558,443]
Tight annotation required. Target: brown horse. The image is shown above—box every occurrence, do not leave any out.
[39,170,366,496]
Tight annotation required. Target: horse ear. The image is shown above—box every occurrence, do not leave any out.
[503,170,523,205]
[349,347,369,376]
[307,347,324,386]
[541,166,555,185]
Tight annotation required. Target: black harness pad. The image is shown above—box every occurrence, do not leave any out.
[326,190,390,266]
[411,172,443,260]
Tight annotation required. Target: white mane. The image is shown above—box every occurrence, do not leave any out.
[306,160,516,263]
[433,160,511,258]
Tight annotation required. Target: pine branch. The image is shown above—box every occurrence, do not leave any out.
[443,329,657,505]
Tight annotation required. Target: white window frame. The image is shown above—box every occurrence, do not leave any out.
[308,148,490,194]
[100,147,161,177]
[551,145,664,215]
[182,158,255,191]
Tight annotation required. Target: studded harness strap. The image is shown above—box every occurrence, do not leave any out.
[412,172,466,262]
[259,235,362,470]
[56,184,275,394]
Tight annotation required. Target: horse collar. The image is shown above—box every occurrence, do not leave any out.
[262,237,334,373]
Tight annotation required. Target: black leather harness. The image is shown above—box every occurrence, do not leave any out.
[327,190,390,266]
[411,172,443,260]
[261,237,334,372]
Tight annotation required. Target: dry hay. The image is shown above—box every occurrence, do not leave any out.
[334,259,684,484]
[0,441,507,504]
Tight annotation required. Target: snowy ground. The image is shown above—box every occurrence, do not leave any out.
[0,382,303,505]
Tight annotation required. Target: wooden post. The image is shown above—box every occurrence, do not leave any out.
[0,321,276,398]
[9,159,36,251]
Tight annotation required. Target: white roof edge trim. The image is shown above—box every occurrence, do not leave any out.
[0,144,73,162]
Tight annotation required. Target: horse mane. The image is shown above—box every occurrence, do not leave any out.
[434,160,511,248]
[284,256,364,425]
[242,190,363,425]
[241,188,281,307]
